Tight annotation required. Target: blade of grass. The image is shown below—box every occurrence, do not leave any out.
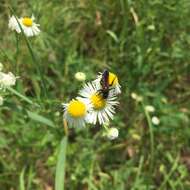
[131,156,144,190]
[26,167,35,190]
[7,86,40,107]
[55,136,67,190]
[27,110,55,127]
[158,154,180,190]
[19,168,25,190]
[142,103,154,171]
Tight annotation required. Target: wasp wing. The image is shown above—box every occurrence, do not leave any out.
[100,69,109,89]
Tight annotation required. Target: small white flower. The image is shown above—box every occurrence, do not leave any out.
[0,96,3,106]
[63,98,90,128]
[107,128,119,140]
[75,72,86,81]
[8,15,40,37]
[151,116,160,125]
[79,82,118,125]
[0,72,17,88]
[145,105,155,113]
[131,92,143,102]
[93,71,121,95]
[0,63,3,71]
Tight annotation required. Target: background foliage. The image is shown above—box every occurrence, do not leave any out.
[0,0,190,189]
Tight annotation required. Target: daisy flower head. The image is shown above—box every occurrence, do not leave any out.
[8,15,40,37]
[79,82,119,125]
[94,70,121,95]
[63,97,90,128]
[0,72,17,89]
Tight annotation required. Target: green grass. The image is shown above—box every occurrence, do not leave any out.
[0,0,190,189]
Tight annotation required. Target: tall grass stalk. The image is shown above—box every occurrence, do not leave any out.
[14,33,19,74]
[158,155,179,190]
[142,103,154,171]
[7,86,40,107]
[131,156,144,190]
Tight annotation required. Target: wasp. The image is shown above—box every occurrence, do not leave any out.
[98,69,116,99]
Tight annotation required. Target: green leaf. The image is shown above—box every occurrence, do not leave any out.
[0,135,9,148]
[27,111,55,127]
[19,168,25,190]
[7,87,39,106]
[55,136,67,190]
[106,30,119,43]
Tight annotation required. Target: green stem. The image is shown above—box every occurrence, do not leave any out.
[142,103,154,171]
[15,33,19,74]
[131,156,144,190]
[23,34,47,98]
[102,124,109,131]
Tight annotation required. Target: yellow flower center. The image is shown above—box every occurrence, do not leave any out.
[22,17,33,27]
[108,72,118,86]
[67,100,86,117]
[91,93,106,110]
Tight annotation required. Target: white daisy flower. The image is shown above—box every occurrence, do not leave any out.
[0,72,17,88]
[151,116,160,125]
[107,127,119,140]
[8,15,40,37]
[63,98,90,128]
[75,72,86,81]
[79,82,119,125]
[93,71,121,95]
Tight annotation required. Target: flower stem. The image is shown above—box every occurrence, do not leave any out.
[102,124,109,131]
[142,103,154,171]
[14,33,19,74]
[63,119,69,136]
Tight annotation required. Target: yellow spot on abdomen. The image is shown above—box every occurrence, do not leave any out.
[108,72,118,86]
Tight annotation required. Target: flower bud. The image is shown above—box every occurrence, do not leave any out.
[75,72,86,81]
[152,116,160,125]
[107,128,119,140]
[145,105,155,113]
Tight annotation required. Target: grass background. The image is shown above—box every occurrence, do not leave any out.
[0,0,190,189]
